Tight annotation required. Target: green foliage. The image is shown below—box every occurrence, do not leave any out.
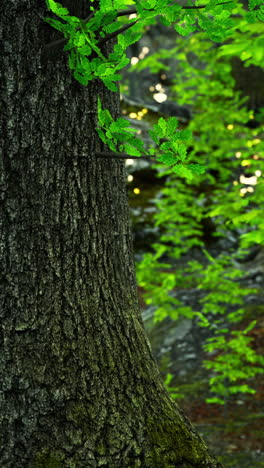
[44,0,230,172]
[136,18,264,402]
[218,21,264,67]
[43,0,263,169]
[97,99,204,177]
[209,2,264,66]
[204,323,264,404]
[44,0,136,90]
[164,373,184,400]
[97,97,144,154]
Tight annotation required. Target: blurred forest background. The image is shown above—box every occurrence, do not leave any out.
[120,2,264,466]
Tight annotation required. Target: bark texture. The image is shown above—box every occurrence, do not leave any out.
[0,2,224,467]
[231,57,264,111]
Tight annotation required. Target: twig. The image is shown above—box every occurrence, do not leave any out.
[95,152,154,159]
[42,15,137,58]
[98,20,139,46]
[42,37,68,54]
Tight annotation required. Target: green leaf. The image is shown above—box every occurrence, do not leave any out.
[115,117,131,128]
[172,164,195,180]
[218,42,247,57]
[46,0,70,16]
[73,71,90,86]
[101,79,118,92]
[77,44,92,56]
[157,153,180,166]
[158,117,167,133]
[243,320,257,335]
[188,164,206,175]
[248,0,263,10]
[96,128,108,144]
[100,0,114,12]
[167,117,179,134]
[122,144,142,156]
[206,397,225,405]
[43,17,70,34]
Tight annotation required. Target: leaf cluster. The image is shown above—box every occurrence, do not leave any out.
[97,101,205,177]
[43,0,241,90]
[43,0,263,172]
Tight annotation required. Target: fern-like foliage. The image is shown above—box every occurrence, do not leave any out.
[136,18,264,402]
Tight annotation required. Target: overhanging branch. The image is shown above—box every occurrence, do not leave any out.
[42,1,233,60]
[95,152,154,159]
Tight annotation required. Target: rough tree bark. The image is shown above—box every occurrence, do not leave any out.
[0,1,224,467]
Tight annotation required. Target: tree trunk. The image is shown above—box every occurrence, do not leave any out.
[231,57,264,111]
[0,2,223,467]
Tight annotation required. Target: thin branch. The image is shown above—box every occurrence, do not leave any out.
[95,152,154,159]
[42,37,68,55]
[97,20,139,46]
[42,16,138,58]
[116,9,138,17]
